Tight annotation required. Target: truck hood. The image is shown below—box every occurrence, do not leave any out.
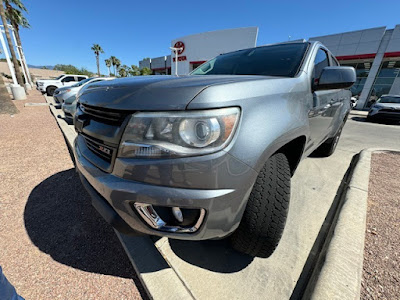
[78,75,278,111]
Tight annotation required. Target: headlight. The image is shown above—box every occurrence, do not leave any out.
[118,107,240,158]
[59,89,71,94]
[39,82,44,86]
[64,95,76,104]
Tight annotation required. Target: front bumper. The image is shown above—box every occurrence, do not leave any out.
[368,109,400,121]
[74,138,257,240]
[53,94,63,103]
[62,103,76,119]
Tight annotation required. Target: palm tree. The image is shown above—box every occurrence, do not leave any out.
[118,65,129,77]
[5,2,30,85]
[104,58,111,76]
[91,44,104,77]
[129,64,140,76]
[110,56,118,75]
[114,58,121,76]
[0,0,24,87]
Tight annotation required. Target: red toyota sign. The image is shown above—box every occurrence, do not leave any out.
[174,41,185,55]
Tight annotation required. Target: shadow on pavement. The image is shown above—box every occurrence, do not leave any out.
[351,116,400,125]
[169,238,254,273]
[24,168,136,279]
[351,116,367,122]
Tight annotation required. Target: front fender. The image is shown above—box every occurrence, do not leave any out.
[188,77,311,173]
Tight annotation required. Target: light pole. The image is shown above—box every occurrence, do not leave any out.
[170,46,183,76]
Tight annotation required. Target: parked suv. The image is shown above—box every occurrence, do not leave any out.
[36,74,88,96]
[73,41,355,257]
[367,94,400,123]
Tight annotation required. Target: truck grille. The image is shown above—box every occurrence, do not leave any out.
[80,103,128,124]
[83,135,114,163]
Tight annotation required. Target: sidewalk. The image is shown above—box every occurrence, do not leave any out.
[0,90,142,299]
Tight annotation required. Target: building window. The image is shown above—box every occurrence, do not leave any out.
[366,59,400,107]
[339,60,372,102]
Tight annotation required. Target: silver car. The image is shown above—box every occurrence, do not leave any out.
[54,77,114,104]
[74,41,355,257]
[58,77,114,122]
[368,95,400,123]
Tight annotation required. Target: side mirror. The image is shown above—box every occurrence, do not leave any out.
[315,66,356,91]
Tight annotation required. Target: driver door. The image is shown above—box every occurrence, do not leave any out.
[308,48,337,147]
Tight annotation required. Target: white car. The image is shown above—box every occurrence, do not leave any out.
[36,74,88,96]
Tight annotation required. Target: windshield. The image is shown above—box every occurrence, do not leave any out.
[191,43,309,77]
[377,96,400,104]
[71,77,94,87]
[54,75,64,80]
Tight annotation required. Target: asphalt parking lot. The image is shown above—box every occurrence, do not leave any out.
[46,99,399,299]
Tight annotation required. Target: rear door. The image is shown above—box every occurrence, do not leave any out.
[308,48,337,146]
[61,75,76,87]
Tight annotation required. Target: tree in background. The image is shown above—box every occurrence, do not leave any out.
[91,44,104,77]
[54,64,93,77]
[129,65,140,76]
[0,0,24,87]
[114,58,121,75]
[141,67,152,76]
[118,65,129,77]
[110,56,118,75]
[104,58,111,76]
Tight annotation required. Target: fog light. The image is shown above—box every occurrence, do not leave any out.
[133,203,205,233]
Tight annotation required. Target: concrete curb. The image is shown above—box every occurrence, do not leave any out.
[44,95,77,149]
[116,234,194,300]
[311,148,398,299]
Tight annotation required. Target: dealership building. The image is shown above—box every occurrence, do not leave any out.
[139,25,400,109]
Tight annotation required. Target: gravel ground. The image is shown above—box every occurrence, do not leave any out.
[0,77,18,115]
[361,152,400,299]
[0,90,143,299]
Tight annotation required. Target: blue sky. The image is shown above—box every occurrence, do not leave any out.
[5,0,400,74]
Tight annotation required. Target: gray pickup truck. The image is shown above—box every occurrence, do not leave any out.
[73,41,355,257]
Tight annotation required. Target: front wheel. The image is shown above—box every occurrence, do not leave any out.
[230,153,291,258]
[46,86,56,96]
[312,126,343,157]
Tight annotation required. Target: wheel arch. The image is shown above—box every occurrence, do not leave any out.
[274,135,307,176]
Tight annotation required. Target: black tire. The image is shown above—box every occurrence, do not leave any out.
[230,153,291,258]
[46,86,56,96]
[313,126,343,157]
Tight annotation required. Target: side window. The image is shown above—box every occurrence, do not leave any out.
[331,56,339,66]
[78,76,86,81]
[61,76,75,82]
[313,49,330,83]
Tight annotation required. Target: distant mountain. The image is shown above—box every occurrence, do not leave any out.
[28,64,55,70]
